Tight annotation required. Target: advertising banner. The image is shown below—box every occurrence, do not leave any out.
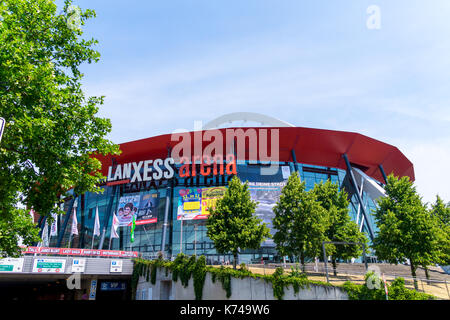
[177,187,226,220]
[136,193,159,225]
[177,188,202,220]
[117,194,140,227]
[21,246,139,258]
[32,258,66,273]
[201,187,226,216]
[0,258,24,273]
[117,193,160,226]
[248,182,286,247]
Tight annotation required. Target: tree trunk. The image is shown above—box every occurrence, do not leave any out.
[424,266,430,285]
[300,252,305,272]
[332,257,337,277]
[410,261,419,291]
[233,252,238,269]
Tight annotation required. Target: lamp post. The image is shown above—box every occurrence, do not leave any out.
[194,224,198,256]
[180,214,184,254]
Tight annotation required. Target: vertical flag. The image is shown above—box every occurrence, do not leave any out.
[41,220,49,247]
[50,212,58,237]
[71,207,78,236]
[130,214,136,243]
[29,209,35,222]
[111,212,119,239]
[93,206,100,237]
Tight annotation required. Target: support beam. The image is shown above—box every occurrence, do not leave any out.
[56,196,76,247]
[378,164,388,185]
[291,149,299,172]
[38,216,47,239]
[342,154,375,240]
[161,147,173,258]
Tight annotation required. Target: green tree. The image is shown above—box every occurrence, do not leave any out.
[206,176,271,269]
[273,172,329,271]
[429,196,450,267]
[0,0,119,256]
[313,180,368,276]
[372,175,442,290]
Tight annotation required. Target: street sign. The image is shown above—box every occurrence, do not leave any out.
[110,259,123,273]
[0,258,24,273]
[32,258,66,273]
[0,117,5,143]
[71,258,86,273]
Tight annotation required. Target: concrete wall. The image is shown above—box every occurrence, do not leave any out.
[135,268,348,300]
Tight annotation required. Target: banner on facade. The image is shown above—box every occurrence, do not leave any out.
[136,193,159,225]
[117,193,160,227]
[248,182,286,247]
[117,194,140,227]
[21,246,139,258]
[177,187,226,220]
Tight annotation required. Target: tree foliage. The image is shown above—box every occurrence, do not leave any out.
[206,176,271,269]
[372,175,444,289]
[0,0,119,256]
[312,180,368,274]
[429,195,450,265]
[272,172,329,270]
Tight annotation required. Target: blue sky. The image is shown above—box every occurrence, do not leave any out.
[57,0,450,203]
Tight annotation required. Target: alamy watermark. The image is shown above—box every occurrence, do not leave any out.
[366,5,381,30]
[66,5,82,31]
[170,116,281,176]
[66,272,81,290]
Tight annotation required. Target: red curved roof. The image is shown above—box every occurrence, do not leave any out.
[95,127,414,183]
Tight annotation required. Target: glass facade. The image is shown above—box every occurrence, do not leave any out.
[47,160,380,264]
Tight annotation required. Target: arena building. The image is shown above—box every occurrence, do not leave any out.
[39,113,414,264]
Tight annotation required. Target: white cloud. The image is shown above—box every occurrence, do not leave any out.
[400,139,450,204]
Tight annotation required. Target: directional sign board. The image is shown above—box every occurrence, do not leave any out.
[110,260,123,273]
[0,117,5,143]
[71,258,86,273]
[32,258,66,273]
[0,258,24,273]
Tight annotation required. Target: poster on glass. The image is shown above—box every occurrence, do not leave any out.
[136,193,159,225]
[177,187,226,220]
[117,194,140,227]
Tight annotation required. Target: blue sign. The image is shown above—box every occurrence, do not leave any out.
[100,281,126,291]
[89,279,97,300]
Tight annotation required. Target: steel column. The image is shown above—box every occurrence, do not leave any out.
[342,154,375,240]
[56,196,76,247]
[291,149,299,172]
[161,147,173,258]
[378,164,388,185]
